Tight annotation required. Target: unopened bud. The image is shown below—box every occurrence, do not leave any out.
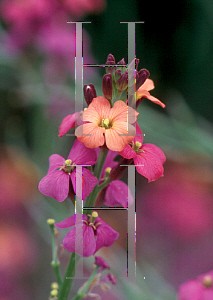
[110,158,133,181]
[105,54,116,74]
[47,219,55,225]
[114,69,122,82]
[136,69,150,90]
[117,58,126,73]
[83,84,97,106]
[115,70,128,92]
[102,74,112,100]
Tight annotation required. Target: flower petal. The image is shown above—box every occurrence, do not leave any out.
[136,89,165,108]
[95,217,119,252]
[63,224,96,257]
[119,144,137,159]
[178,279,202,300]
[104,180,133,207]
[58,111,82,137]
[67,139,97,166]
[109,100,139,123]
[134,144,165,182]
[83,96,111,122]
[38,170,69,202]
[47,154,65,173]
[70,167,98,200]
[139,79,155,92]
[75,123,105,148]
[105,122,135,151]
[100,150,118,180]
[55,213,87,229]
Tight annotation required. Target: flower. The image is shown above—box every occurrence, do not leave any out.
[38,139,98,201]
[55,212,119,257]
[98,149,134,207]
[94,256,110,271]
[119,123,166,182]
[75,96,139,151]
[178,270,213,300]
[136,79,165,108]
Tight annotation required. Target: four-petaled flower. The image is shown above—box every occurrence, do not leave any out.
[75,96,139,152]
[178,270,213,300]
[55,211,119,257]
[119,123,166,182]
[38,139,98,201]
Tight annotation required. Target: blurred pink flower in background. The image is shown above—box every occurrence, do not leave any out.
[178,270,213,300]
[62,0,106,17]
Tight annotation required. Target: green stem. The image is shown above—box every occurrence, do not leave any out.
[48,221,62,286]
[58,253,80,300]
[71,266,99,300]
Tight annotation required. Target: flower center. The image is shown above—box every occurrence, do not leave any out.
[60,159,75,175]
[100,118,111,129]
[202,275,213,288]
[132,141,143,153]
[84,211,101,230]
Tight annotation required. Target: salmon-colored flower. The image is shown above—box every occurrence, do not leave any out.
[75,96,139,152]
[136,79,165,108]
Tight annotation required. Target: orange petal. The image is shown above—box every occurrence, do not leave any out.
[105,122,135,151]
[75,123,105,148]
[136,89,165,108]
[83,96,111,123]
[109,100,139,124]
[139,79,155,92]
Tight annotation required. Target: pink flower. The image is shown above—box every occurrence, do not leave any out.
[98,149,133,207]
[62,0,106,17]
[119,123,166,182]
[178,270,213,300]
[75,97,139,152]
[136,79,165,108]
[95,256,110,271]
[38,139,97,201]
[55,212,119,257]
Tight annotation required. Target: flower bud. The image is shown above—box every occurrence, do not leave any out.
[136,69,150,90]
[110,158,133,181]
[117,58,126,73]
[115,70,128,92]
[102,74,112,100]
[105,54,116,74]
[83,84,97,106]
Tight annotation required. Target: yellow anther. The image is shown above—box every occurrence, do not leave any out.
[47,219,55,225]
[105,167,111,174]
[103,118,110,126]
[50,289,58,296]
[92,211,98,218]
[203,275,212,288]
[65,159,72,166]
[84,107,87,111]
[51,282,59,290]
[135,141,142,148]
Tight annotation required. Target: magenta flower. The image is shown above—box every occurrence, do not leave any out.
[55,212,119,257]
[38,139,98,202]
[178,270,213,300]
[119,123,166,182]
[95,256,110,271]
[58,111,82,137]
[97,149,133,207]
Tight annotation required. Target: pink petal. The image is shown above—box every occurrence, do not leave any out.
[133,122,143,144]
[139,79,155,92]
[47,154,65,173]
[55,213,87,229]
[119,144,137,159]
[63,224,96,257]
[38,170,69,202]
[142,144,166,164]
[68,139,97,166]
[178,280,202,300]
[70,168,98,200]
[134,151,164,182]
[58,111,82,137]
[104,180,133,207]
[75,123,105,148]
[95,217,119,252]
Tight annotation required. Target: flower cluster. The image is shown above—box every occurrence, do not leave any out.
[39,53,166,298]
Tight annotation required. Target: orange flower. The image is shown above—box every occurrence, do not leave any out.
[75,96,139,151]
[136,79,165,108]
